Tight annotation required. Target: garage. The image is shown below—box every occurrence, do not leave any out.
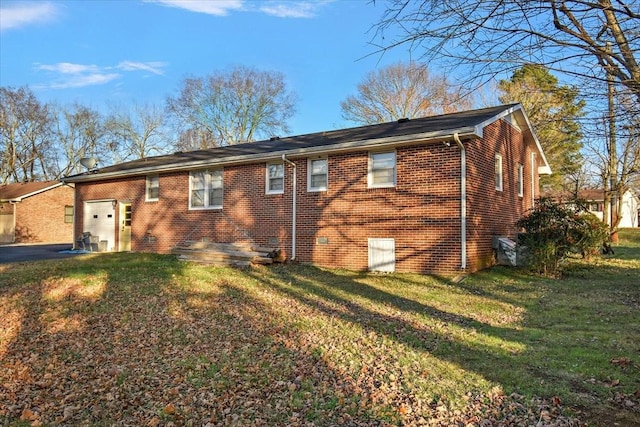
[83,200,116,251]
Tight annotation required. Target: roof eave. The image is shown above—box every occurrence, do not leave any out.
[474,103,552,175]
[63,127,480,183]
[0,181,65,201]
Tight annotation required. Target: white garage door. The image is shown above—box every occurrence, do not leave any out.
[84,201,116,251]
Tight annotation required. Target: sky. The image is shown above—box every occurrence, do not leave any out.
[0,0,417,136]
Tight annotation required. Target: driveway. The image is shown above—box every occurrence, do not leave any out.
[0,243,85,264]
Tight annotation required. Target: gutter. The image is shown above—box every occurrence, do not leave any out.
[62,129,479,183]
[453,133,467,270]
[281,154,297,261]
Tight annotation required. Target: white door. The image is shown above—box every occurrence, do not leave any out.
[119,203,132,251]
[0,211,14,243]
[368,238,395,272]
[83,201,116,251]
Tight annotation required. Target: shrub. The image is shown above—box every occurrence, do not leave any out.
[516,197,609,276]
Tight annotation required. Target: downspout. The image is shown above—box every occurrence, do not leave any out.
[282,154,297,261]
[453,133,467,270]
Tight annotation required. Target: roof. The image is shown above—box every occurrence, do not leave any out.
[63,103,551,183]
[547,188,639,202]
[0,181,65,202]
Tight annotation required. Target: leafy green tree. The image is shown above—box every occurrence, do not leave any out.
[499,65,585,190]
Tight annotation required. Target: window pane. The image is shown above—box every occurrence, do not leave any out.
[270,177,284,191]
[268,164,283,179]
[372,152,395,169]
[310,159,327,174]
[373,168,394,184]
[148,186,159,199]
[192,172,205,190]
[64,205,73,223]
[191,190,204,207]
[209,187,223,206]
[370,152,396,186]
[210,170,223,188]
[309,159,327,190]
[311,173,327,189]
[495,155,502,190]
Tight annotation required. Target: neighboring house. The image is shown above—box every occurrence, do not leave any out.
[0,181,75,244]
[552,188,639,228]
[63,104,551,273]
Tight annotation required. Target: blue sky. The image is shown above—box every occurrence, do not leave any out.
[0,0,417,136]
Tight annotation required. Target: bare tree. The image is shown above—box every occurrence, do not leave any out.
[166,66,297,149]
[585,89,640,232]
[54,103,107,177]
[105,103,170,162]
[0,86,54,183]
[341,62,472,125]
[373,1,640,104]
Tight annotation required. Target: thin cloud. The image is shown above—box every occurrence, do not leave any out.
[34,61,167,89]
[148,0,332,18]
[49,73,121,89]
[117,61,167,75]
[0,1,59,32]
[259,2,320,18]
[148,0,244,16]
[38,62,101,74]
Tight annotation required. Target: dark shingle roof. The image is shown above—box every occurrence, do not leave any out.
[64,104,527,182]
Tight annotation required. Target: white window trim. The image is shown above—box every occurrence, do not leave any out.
[368,150,397,189]
[266,162,285,195]
[517,163,524,197]
[495,154,503,192]
[145,175,159,202]
[531,153,537,206]
[307,157,328,192]
[189,169,223,210]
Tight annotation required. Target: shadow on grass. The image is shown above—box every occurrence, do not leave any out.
[241,257,639,427]
[0,253,405,425]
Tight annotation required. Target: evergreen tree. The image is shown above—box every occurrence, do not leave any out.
[499,64,585,190]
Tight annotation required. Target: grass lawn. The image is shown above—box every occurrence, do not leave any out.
[1,229,639,426]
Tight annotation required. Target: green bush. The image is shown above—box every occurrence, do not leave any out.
[516,197,610,276]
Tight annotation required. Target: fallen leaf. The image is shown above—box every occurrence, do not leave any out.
[163,403,176,415]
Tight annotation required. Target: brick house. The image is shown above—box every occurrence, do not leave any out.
[0,181,75,244]
[63,104,550,273]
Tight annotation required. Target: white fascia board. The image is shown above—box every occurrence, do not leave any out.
[64,127,480,183]
[1,181,64,202]
[475,103,552,175]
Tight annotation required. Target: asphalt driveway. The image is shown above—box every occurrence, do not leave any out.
[0,243,84,264]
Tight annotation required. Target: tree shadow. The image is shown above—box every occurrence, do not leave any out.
[0,254,410,425]
[241,263,639,425]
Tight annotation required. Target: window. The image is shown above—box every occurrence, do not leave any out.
[369,151,396,188]
[517,163,524,197]
[495,154,503,191]
[189,169,223,209]
[308,158,328,192]
[146,175,159,201]
[266,162,284,194]
[64,205,73,223]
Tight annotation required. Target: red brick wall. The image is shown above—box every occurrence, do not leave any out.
[465,120,539,270]
[12,185,74,243]
[74,118,541,273]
